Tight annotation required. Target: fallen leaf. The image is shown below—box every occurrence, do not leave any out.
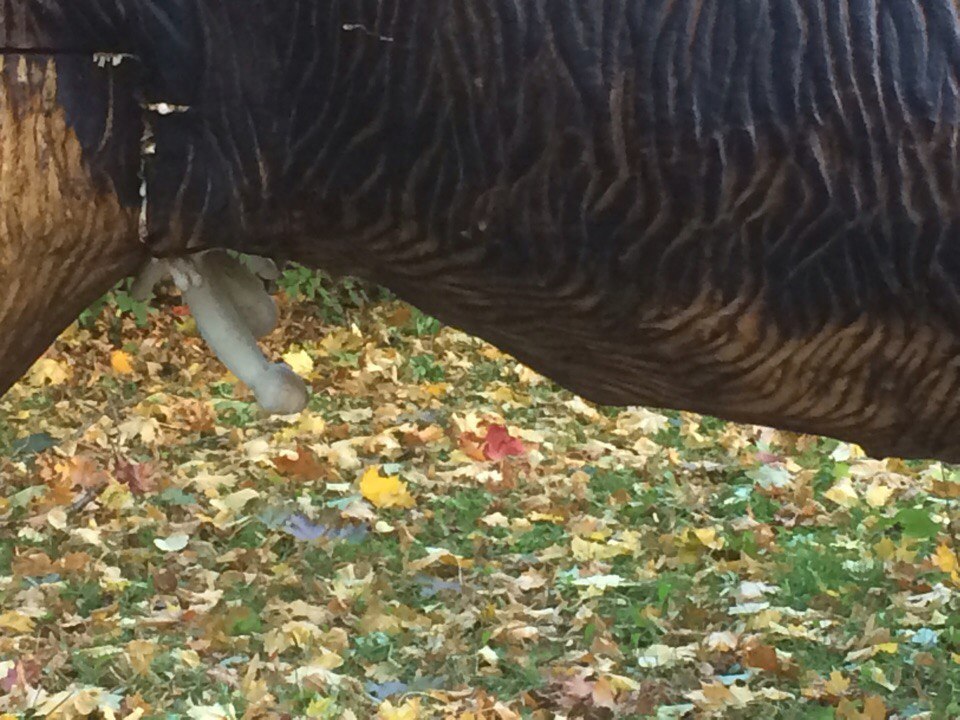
[483,425,526,461]
[0,611,34,634]
[825,477,859,507]
[824,670,851,696]
[115,458,157,495]
[693,527,725,550]
[127,639,157,676]
[154,533,190,552]
[282,349,315,376]
[359,466,415,509]
[742,642,779,673]
[865,483,894,508]
[273,446,326,481]
[111,350,135,374]
[933,543,960,583]
[376,698,420,720]
[27,357,70,386]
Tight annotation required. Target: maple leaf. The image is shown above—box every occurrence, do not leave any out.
[26,357,70,386]
[110,349,135,374]
[932,543,960,584]
[115,458,157,495]
[376,698,420,720]
[61,455,110,490]
[482,425,526,461]
[360,466,415,509]
[824,670,851,696]
[865,482,895,508]
[458,431,487,461]
[282,348,315,376]
[591,676,619,710]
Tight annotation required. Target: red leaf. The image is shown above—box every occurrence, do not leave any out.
[171,304,191,318]
[483,425,526,461]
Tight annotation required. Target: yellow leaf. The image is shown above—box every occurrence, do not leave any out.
[0,611,34,633]
[423,382,449,397]
[824,670,850,695]
[127,639,157,676]
[875,642,899,654]
[282,349,314,376]
[111,349,135,374]
[377,698,420,720]
[27,357,69,386]
[865,483,894,508]
[933,543,960,583]
[693,527,725,550]
[179,649,201,668]
[571,536,628,561]
[306,697,337,718]
[824,477,859,507]
[360,466,415,509]
[934,543,959,572]
[528,512,564,523]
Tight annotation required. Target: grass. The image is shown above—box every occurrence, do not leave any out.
[0,271,957,717]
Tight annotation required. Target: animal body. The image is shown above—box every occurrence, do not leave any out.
[3,0,960,460]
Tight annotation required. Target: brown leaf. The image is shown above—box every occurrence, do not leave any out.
[153,568,178,594]
[273,446,325,481]
[863,696,888,720]
[58,552,93,574]
[115,458,157,495]
[385,305,412,327]
[12,552,55,577]
[743,642,780,673]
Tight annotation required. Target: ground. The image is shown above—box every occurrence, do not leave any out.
[0,271,958,719]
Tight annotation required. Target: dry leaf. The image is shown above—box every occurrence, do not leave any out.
[359,466,415,509]
[111,349,135,374]
[127,639,157,676]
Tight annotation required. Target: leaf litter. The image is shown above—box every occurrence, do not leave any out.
[0,283,958,717]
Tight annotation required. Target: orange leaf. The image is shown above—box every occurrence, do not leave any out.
[110,350,134,374]
[458,432,487,462]
[591,677,618,710]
